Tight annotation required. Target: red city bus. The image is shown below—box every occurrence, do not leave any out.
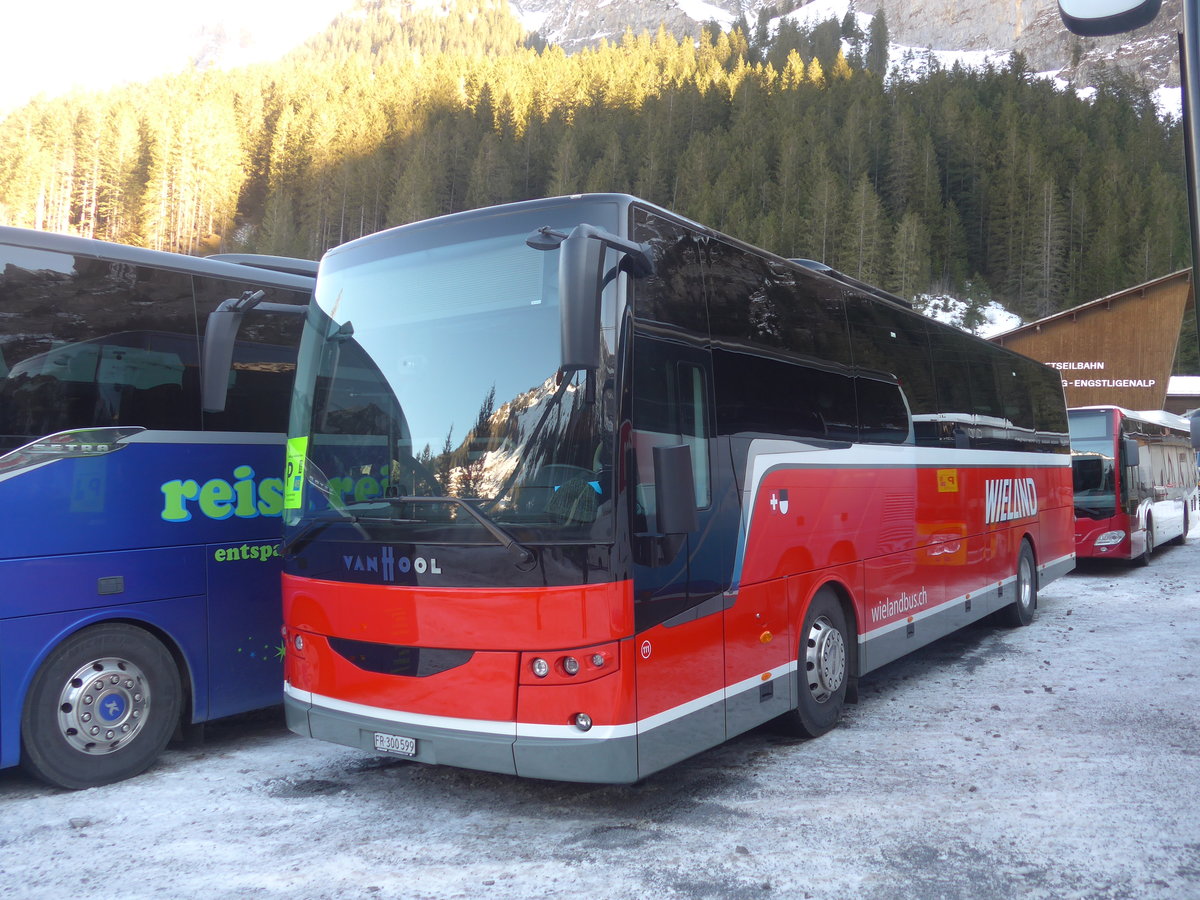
[1069,406,1199,564]
[280,195,1075,783]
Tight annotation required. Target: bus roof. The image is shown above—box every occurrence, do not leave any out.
[1070,405,1193,432]
[0,226,315,292]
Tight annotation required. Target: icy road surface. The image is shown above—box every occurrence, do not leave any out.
[3,541,1200,900]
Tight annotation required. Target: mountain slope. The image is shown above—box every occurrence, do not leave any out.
[511,0,1183,87]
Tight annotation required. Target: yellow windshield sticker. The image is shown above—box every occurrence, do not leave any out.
[284,436,309,510]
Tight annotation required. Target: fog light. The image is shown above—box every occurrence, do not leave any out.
[591,653,605,667]
[562,656,580,676]
[574,712,592,731]
[293,634,304,652]
[532,658,550,678]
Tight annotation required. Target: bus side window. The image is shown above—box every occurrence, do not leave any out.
[630,338,710,533]
[712,349,856,441]
[0,253,202,438]
[855,376,910,444]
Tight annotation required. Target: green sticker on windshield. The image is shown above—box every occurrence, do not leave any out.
[284,436,309,510]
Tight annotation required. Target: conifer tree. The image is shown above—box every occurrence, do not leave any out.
[866,10,889,77]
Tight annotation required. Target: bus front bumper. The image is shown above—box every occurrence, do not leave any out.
[283,683,638,784]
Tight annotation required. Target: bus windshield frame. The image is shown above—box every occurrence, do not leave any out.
[286,198,622,546]
[1069,407,1118,518]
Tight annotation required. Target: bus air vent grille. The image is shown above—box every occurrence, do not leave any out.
[327,638,473,678]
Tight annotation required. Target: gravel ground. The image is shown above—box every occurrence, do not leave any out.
[3,539,1200,900]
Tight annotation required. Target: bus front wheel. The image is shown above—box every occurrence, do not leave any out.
[20,623,181,790]
[783,588,850,738]
[1137,516,1155,566]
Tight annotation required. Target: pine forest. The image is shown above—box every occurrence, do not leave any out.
[0,0,1189,340]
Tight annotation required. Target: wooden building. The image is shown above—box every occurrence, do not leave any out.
[989,270,1194,410]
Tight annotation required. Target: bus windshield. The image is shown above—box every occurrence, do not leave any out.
[1069,409,1117,518]
[288,201,620,544]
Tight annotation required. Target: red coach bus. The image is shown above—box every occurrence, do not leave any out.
[1069,406,1199,564]
[279,194,1075,783]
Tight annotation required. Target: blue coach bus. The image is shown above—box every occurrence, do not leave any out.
[0,227,313,788]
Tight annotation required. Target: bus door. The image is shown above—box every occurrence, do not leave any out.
[628,334,727,777]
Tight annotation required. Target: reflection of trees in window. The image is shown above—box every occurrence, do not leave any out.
[845,294,936,417]
[453,384,496,497]
[415,372,607,517]
[631,210,705,336]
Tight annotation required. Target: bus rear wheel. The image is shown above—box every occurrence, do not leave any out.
[782,588,850,738]
[999,541,1037,628]
[20,623,181,790]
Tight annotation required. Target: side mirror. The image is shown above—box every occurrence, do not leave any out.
[201,305,247,413]
[1122,436,1141,468]
[201,290,308,413]
[1190,411,1200,450]
[526,223,654,374]
[1058,0,1161,37]
[558,227,606,373]
[653,444,699,535]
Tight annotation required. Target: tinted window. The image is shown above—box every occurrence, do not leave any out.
[993,355,1036,429]
[925,327,976,423]
[705,240,854,369]
[855,376,911,444]
[0,250,201,449]
[1024,356,1070,440]
[845,295,937,417]
[713,349,857,441]
[631,335,711,530]
[631,210,707,337]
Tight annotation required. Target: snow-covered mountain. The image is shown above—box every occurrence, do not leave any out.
[511,0,1183,91]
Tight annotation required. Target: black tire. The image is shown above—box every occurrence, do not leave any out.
[782,588,851,738]
[20,623,181,790]
[999,540,1038,628]
[1136,516,1155,566]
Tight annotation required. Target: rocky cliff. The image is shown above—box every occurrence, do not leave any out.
[510,0,1184,87]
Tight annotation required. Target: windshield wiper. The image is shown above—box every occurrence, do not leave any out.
[280,511,391,557]
[383,496,536,569]
[299,496,537,569]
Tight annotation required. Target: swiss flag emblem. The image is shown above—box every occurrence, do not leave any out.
[770,489,790,515]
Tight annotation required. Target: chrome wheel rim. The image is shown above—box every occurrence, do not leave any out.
[805,615,846,704]
[56,657,150,755]
[1018,554,1034,611]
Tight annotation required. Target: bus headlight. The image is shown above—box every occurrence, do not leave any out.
[1094,530,1126,547]
[519,641,619,685]
[574,713,593,731]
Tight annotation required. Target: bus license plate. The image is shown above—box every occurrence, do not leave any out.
[373,732,416,757]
